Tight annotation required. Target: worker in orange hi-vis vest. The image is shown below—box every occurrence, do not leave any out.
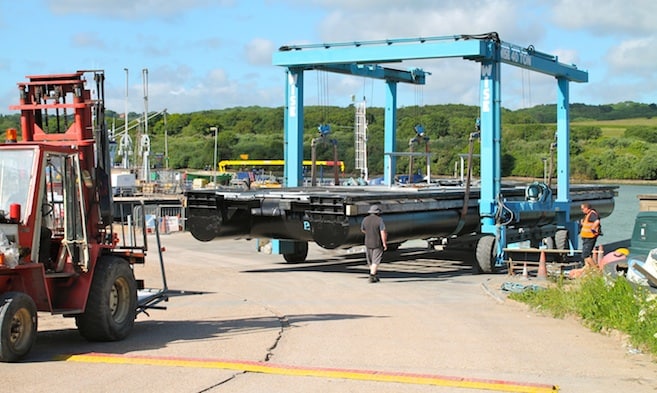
[579,202,601,269]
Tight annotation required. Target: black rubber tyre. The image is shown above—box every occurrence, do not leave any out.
[0,292,37,362]
[474,235,496,274]
[283,241,309,263]
[76,256,137,341]
[554,229,570,262]
[555,229,570,250]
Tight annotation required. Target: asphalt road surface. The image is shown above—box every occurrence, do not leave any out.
[2,232,656,393]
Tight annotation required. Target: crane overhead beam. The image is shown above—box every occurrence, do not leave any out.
[274,34,587,82]
[311,64,426,84]
[492,41,587,82]
[274,38,484,68]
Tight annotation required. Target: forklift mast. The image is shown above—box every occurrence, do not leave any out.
[9,70,113,231]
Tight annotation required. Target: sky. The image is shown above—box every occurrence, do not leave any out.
[1,0,656,116]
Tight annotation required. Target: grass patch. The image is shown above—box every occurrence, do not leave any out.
[545,118,657,138]
[573,118,657,127]
[509,273,657,356]
[599,127,625,138]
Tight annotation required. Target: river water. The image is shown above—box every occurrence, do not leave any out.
[598,184,657,246]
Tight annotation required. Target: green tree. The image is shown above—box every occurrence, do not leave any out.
[637,155,657,180]
[97,101,657,177]
[624,126,657,143]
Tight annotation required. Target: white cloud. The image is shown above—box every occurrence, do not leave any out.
[551,48,580,67]
[207,68,229,84]
[607,36,657,77]
[551,0,657,34]
[244,38,275,66]
[47,0,235,19]
[71,32,106,49]
[317,2,522,43]
[3,0,655,115]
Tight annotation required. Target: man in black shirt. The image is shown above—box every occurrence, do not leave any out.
[361,204,387,283]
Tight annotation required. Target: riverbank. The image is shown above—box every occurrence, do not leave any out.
[503,176,657,187]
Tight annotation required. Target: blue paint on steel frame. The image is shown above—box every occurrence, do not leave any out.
[273,34,589,260]
[283,69,304,187]
[384,80,397,186]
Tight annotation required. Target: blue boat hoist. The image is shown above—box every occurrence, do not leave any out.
[272,32,589,270]
[185,32,615,273]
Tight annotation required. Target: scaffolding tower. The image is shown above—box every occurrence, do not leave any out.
[354,98,368,180]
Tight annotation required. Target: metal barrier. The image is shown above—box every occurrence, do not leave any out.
[113,199,148,250]
[113,199,185,246]
[144,203,185,235]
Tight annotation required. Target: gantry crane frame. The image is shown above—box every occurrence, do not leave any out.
[272,32,588,267]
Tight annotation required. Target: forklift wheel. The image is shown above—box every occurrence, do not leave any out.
[0,292,38,362]
[76,256,137,341]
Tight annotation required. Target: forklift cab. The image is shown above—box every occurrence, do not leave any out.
[0,145,90,272]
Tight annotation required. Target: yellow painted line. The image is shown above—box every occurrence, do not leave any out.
[59,352,558,393]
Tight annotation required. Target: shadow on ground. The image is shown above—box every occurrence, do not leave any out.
[28,312,377,363]
[243,245,487,282]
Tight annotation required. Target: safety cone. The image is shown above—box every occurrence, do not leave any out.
[537,249,547,279]
[522,262,528,278]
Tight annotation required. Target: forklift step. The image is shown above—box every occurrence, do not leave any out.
[45,272,77,279]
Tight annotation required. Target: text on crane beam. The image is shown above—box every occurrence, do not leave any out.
[288,73,297,117]
[500,46,532,67]
[481,78,491,113]
[481,64,493,113]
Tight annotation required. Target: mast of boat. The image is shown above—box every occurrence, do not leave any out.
[117,68,133,169]
[140,68,151,181]
[124,68,129,152]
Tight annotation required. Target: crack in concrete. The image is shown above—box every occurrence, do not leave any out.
[201,302,289,391]
[198,373,243,392]
[264,307,290,362]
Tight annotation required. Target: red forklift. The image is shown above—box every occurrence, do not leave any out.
[0,70,167,362]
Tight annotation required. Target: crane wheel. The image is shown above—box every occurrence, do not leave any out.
[76,256,137,341]
[554,229,570,262]
[283,242,309,263]
[555,229,570,250]
[474,236,496,274]
[0,292,37,362]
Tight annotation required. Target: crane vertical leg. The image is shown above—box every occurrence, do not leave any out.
[555,77,575,249]
[283,69,304,187]
[383,81,398,186]
[479,60,502,236]
[477,59,505,270]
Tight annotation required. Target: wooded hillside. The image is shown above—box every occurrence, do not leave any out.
[1,101,656,180]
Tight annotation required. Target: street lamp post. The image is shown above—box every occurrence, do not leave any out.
[210,126,218,186]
